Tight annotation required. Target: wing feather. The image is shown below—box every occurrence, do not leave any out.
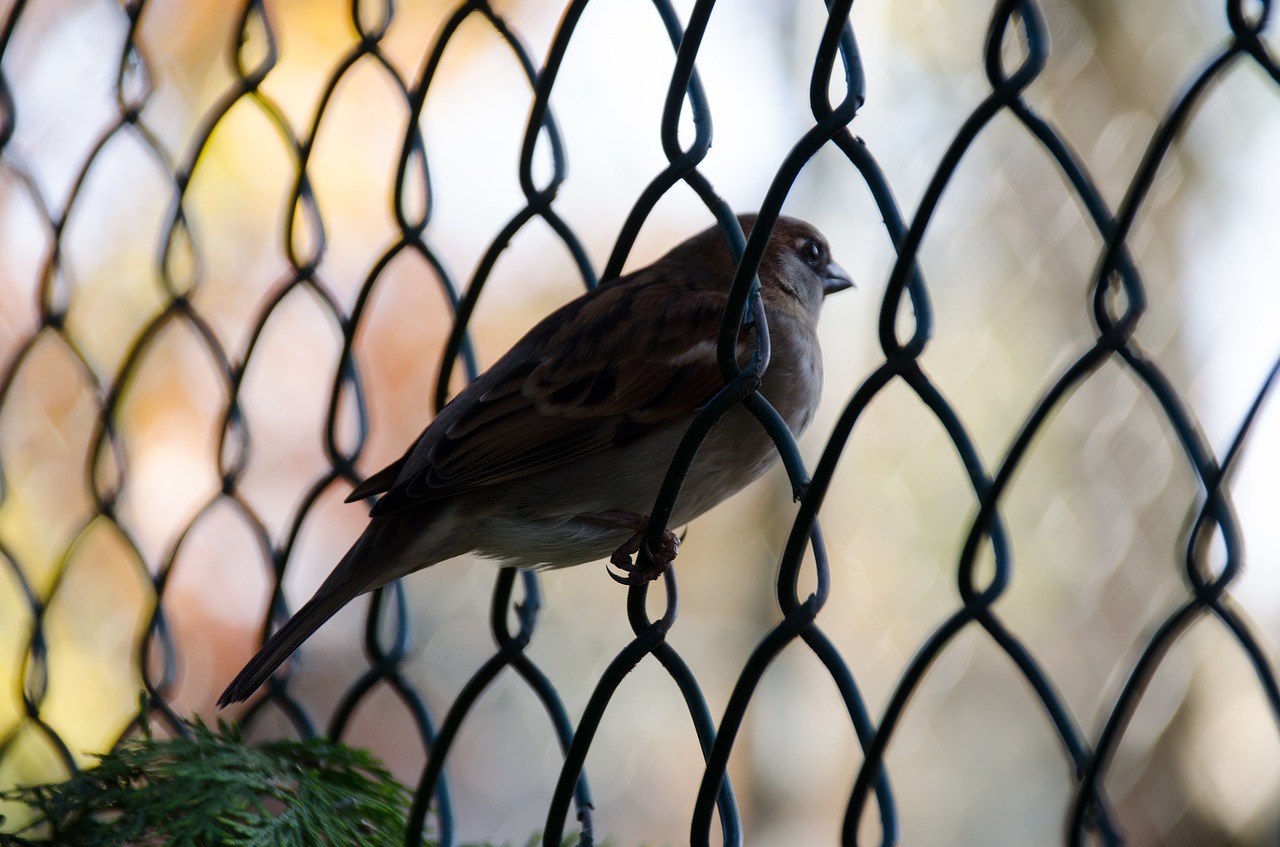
[362,270,749,515]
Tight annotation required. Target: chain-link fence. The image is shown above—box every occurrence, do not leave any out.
[2,0,1279,844]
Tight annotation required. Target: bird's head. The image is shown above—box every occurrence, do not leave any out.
[745,214,853,320]
[664,213,853,319]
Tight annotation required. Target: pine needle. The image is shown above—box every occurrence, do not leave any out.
[0,716,410,847]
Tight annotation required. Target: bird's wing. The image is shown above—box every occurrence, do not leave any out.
[353,274,752,515]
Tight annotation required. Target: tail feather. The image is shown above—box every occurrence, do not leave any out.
[218,534,379,707]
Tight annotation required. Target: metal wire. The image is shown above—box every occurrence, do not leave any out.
[1,0,1278,845]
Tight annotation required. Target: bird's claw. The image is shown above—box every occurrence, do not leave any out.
[606,528,680,586]
[577,510,681,586]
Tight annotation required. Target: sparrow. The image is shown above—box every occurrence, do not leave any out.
[218,214,853,706]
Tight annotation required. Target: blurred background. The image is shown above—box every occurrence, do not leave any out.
[1,0,1278,844]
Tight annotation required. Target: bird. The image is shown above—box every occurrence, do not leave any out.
[218,213,853,706]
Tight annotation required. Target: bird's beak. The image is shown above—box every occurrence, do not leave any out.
[823,261,855,296]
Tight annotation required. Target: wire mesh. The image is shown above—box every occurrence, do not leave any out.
[1,0,1278,844]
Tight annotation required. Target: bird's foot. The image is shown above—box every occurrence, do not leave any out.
[607,529,680,586]
[577,511,680,586]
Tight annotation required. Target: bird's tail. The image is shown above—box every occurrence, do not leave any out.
[217,530,379,707]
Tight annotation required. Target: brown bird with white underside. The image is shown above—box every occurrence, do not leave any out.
[218,214,853,706]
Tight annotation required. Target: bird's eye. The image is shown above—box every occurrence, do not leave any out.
[801,239,823,266]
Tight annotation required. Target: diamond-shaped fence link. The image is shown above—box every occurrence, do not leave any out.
[1,0,1278,844]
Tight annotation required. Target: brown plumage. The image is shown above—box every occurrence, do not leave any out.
[218,214,852,706]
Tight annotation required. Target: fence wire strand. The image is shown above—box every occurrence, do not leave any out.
[1,0,1278,845]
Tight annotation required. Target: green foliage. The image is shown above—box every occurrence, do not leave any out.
[0,716,411,847]
[0,703,608,847]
